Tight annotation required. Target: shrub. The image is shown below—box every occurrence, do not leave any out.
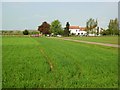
[23,30,29,35]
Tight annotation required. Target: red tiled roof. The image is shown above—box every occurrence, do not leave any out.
[69,26,80,29]
[79,27,86,31]
[69,26,86,31]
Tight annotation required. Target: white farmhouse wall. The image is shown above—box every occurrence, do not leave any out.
[69,29,87,35]
[69,29,79,35]
[79,31,87,35]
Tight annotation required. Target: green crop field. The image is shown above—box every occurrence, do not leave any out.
[65,36,119,45]
[2,36,118,88]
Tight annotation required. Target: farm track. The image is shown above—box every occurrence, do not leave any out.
[48,37,120,48]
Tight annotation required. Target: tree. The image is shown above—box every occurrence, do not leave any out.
[38,21,50,35]
[100,29,110,36]
[96,27,99,36]
[108,18,119,35]
[64,22,70,36]
[86,18,98,35]
[23,29,29,35]
[100,18,119,36]
[50,20,63,35]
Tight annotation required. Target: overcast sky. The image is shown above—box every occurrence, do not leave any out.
[2,2,118,30]
[1,0,120,2]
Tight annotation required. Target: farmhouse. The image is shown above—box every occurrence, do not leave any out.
[69,26,87,36]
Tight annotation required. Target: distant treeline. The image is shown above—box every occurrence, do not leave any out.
[1,30,39,35]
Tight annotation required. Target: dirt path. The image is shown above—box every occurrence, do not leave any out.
[49,37,120,48]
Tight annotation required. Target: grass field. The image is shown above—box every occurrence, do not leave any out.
[2,36,118,88]
[65,36,119,45]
